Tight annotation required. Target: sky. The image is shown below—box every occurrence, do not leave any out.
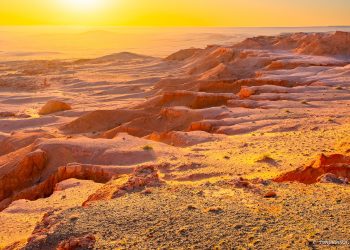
[0,0,349,27]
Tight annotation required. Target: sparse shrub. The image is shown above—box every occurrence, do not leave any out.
[256,153,274,162]
[205,207,224,214]
[142,145,153,151]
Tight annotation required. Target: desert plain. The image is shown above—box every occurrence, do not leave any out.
[0,29,350,249]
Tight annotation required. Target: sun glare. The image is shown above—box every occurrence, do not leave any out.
[60,0,101,12]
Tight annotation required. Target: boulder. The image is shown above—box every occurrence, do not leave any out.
[39,100,71,115]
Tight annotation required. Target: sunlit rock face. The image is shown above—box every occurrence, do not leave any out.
[39,100,72,115]
[234,31,350,56]
[274,154,350,184]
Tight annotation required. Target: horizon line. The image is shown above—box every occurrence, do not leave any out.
[0,25,350,28]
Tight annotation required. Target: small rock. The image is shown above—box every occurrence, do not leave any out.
[57,234,96,250]
[177,227,189,236]
[197,190,204,196]
[142,188,152,195]
[69,215,79,222]
[317,173,348,184]
[206,207,224,214]
[231,177,251,188]
[263,191,277,198]
[187,205,197,210]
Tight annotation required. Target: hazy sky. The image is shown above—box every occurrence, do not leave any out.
[0,0,349,26]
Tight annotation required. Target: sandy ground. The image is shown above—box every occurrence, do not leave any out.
[0,31,350,249]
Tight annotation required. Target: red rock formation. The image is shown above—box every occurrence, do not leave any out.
[57,234,96,250]
[26,211,64,249]
[199,63,235,80]
[274,154,350,184]
[1,136,160,210]
[295,31,350,56]
[263,191,277,198]
[317,173,348,184]
[38,100,71,115]
[113,165,163,197]
[264,60,340,70]
[146,132,177,145]
[26,215,96,249]
[145,91,236,109]
[153,77,193,93]
[0,131,54,156]
[0,163,119,210]
[83,165,163,206]
[102,107,204,138]
[238,86,256,98]
[196,80,236,93]
[265,61,303,70]
[229,177,269,195]
[184,47,271,80]
[160,106,198,119]
[238,85,293,99]
[165,48,203,61]
[188,121,213,132]
[186,47,236,76]
[233,78,293,93]
[101,95,235,139]
[228,99,261,109]
[235,31,350,57]
[146,130,220,147]
[0,149,47,208]
[61,109,146,134]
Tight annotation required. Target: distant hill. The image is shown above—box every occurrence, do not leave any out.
[73,52,155,64]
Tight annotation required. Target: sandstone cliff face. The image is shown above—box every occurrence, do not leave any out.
[143,91,236,109]
[56,234,96,250]
[165,48,203,61]
[0,147,120,210]
[0,131,55,156]
[0,148,47,209]
[0,135,176,211]
[83,165,163,206]
[235,31,350,57]
[274,154,350,184]
[146,131,222,147]
[60,109,146,134]
[1,164,118,210]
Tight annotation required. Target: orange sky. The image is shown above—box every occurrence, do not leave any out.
[0,0,349,26]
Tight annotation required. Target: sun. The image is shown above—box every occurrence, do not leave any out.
[54,0,114,24]
[60,0,101,12]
